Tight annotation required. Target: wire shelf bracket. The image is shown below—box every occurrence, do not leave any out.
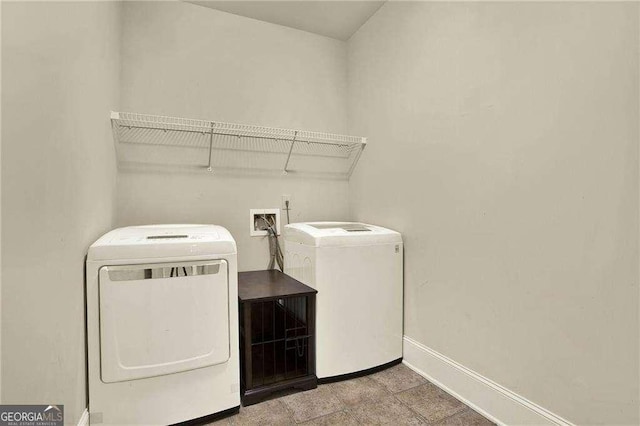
[283,131,298,175]
[110,111,367,179]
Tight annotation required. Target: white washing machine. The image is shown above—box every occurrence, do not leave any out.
[284,222,403,381]
[86,225,240,425]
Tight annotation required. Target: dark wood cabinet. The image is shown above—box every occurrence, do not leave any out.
[238,270,317,406]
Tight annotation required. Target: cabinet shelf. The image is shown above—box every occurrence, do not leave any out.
[110,112,366,179]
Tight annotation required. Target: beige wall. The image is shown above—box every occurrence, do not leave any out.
[1,1,121,423]
[117,1,349,271]
[348,2,639,424]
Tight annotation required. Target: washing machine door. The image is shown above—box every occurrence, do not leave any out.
[98,259,229,383]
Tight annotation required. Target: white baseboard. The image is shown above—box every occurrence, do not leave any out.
[77,408,89,426]
[402,336,574,426]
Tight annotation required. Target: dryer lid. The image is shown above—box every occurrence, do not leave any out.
[88,224,237,261]
[284,222,402,247]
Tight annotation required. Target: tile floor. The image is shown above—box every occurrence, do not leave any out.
[211,364,496,425]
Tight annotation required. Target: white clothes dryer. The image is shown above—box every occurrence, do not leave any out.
[86,224,240,425]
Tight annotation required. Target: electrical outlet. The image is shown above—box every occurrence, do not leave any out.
[250,209,280,237]
[282,194,292,210]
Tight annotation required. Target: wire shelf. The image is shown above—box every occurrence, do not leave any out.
[110,112,366,179]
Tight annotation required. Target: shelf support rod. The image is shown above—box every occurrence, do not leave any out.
[206,122,214,172]
[283,131,298,175]
[347,139,367,178]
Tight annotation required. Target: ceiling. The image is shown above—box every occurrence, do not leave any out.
[186,1,386,41]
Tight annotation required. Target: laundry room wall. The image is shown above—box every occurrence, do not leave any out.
[347,2,639,425]
[116,1,349,271]
[1,1,121,423]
